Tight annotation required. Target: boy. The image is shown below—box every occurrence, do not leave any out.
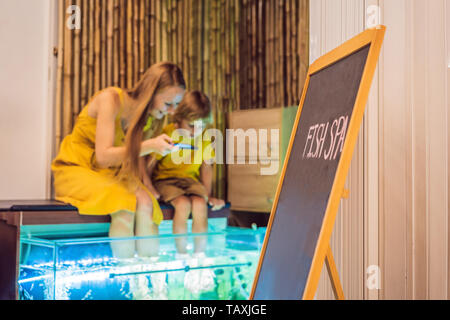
[147,90,225,254]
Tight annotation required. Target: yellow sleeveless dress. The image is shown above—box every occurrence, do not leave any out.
[51,87,163,225]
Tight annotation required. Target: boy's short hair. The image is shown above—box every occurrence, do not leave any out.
[173,91,211,124]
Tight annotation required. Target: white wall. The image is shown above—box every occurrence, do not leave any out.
[379,0,449,300]
[0,0,56,200]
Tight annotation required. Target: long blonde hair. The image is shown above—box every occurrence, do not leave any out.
[120,62,186,183]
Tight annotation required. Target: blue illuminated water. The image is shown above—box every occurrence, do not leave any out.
[18,220,266,300]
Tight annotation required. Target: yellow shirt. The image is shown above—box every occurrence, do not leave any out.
[153,123,215,182]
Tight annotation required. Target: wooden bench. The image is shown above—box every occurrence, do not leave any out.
[0,199,230,225]
[0,199,230,300]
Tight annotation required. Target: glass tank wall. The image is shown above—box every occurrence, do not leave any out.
[18,219,265,300]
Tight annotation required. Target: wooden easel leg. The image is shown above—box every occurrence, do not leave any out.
[325,244,345,300]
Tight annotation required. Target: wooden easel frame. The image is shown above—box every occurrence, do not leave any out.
[325,243,345,300]
[250,26,386,300]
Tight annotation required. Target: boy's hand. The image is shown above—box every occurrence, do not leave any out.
[208,198,225,211]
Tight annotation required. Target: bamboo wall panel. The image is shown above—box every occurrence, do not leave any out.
[55,0,309,198]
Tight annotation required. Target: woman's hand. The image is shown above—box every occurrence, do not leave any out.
[145,182,161,200]
[208,198,226,211]
[141,158,161,200]
[141,134,174,156]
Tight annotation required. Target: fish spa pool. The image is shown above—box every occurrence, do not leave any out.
[17,218,266,300]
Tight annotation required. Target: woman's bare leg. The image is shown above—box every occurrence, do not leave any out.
[171,196,192,254]
[135,188,160,257]
[190,196,208,253]
[109,210,136,259]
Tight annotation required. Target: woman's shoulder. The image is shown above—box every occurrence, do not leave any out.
[99,87,123,103]
[88,87,123,118]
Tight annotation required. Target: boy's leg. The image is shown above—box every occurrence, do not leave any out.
[109,210,136,259]
[135,188,160,257]
[190,196,208,253]
[171,195,192,254]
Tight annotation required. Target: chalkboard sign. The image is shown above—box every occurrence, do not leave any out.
[251,27,386,300]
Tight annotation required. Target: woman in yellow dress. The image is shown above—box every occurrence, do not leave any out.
[51,62,186,258]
